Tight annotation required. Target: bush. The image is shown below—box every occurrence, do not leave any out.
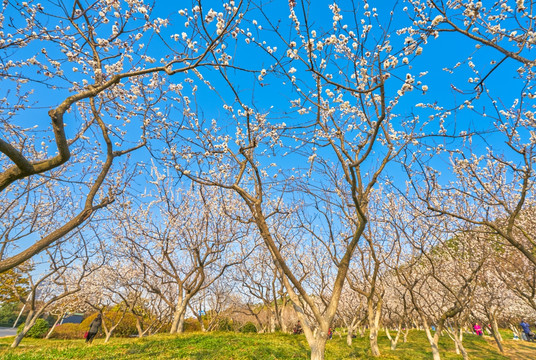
[0,302,19,327]
[217,318,234,332]
[80,311,139,337]
[49,323,85,340]
[240,322,258,333]
[17,318,50,338]
[184,317,201,332]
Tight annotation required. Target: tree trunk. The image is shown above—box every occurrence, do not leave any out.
[135,317,143,338]
[403,328,409,343]
[385,324,402,350]
[270,313,276,333]
[347,327,353,347]
[105,332,113,342]
[12,331,26,348]
[310,338,327,360]
[45,312,65,339]
[170,299,187,334]
[368,299,382,357]
[489,318,504,353]
[455,328,468,360]
[369,326,380,356]
[423,320,441,360]
[11,312,37,348]
[170,308,186,334]
[177,312,185,333]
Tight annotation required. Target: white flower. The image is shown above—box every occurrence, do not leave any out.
[431,15,444,26]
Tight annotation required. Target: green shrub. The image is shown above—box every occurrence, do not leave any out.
[0,302,19,327]
[17,318,50,338]
[49,323,85,340]
[240,322,258,333]
[217,318,234,332]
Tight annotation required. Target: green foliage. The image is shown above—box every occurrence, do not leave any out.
[0,302,19,327]
[17,318,50,338]
[239,322,258,333]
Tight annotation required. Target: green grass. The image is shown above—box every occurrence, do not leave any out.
[0,330,533,359]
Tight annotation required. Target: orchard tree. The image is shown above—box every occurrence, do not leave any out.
[403,0,536,267]
[0,0,246,271]
[393,207,488,360]
[160,0,427,357]
[335,285,367,346]
[110,168,247,334]
[234,241,291,333]
[10,238,97,348]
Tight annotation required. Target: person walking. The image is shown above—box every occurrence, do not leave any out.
[85,314,102,344]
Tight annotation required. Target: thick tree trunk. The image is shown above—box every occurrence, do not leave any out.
[310,338,327,360]
[369,326,380,356]
[177,312,185,333]
[170,296,187,334]
[170,307,186,334]
[12,331,26,348]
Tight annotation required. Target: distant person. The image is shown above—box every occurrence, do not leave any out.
[86,314,102,344]
[327,327,333,340]
[293,320,303,335]
[520,319,535,341]
[473,323,483,336]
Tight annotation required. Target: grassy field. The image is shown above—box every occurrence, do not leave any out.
[0,330,535,359]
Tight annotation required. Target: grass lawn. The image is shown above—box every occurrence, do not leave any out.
[0,330,534,359]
